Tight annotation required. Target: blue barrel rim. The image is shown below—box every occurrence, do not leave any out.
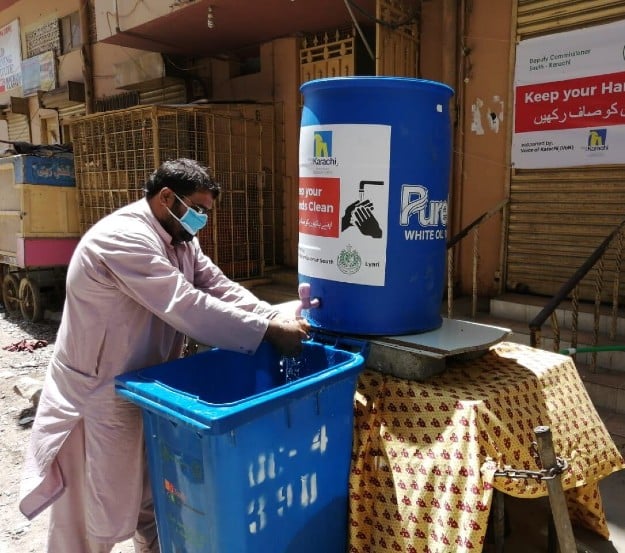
[300,76,454,96]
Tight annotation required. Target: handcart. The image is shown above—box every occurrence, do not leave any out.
[0,153,79,322]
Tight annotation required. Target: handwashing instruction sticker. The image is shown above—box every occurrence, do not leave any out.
[298,124,390,286]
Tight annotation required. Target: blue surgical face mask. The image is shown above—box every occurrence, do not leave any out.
[167,193,208,235]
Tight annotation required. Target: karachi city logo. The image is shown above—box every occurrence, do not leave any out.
[312,131,337,166]
[337,245,362,275]
[586,128,608,151]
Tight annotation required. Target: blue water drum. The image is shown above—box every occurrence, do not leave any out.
[298,77,454,335]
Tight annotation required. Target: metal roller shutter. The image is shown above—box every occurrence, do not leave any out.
[507,167,625,299]
[517,0,625,37]
[7,112,30,142]
[139,83,187,106]
[58,104,86,120]
[506,1,625,299]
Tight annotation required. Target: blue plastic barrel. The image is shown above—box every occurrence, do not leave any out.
[298,77,454,335]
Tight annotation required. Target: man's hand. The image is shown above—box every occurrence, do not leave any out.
[265,317,311,356]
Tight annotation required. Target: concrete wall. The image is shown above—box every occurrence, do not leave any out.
[211,38,301,267]
[421,0,513,296]
[92,42,146,97]
[94,0,170,43]
[0,0,76,109]
[0,1,78,146]
[0,0,146,142]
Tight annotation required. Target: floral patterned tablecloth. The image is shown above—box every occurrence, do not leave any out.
[349,342,625,552]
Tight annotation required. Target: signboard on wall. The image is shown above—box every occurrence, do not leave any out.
[512,19,625,169]
[0,19,22,92]
[22,51,56,96]
[25,19,61,58]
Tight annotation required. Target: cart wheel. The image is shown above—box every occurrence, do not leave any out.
[19,277,43,323]
[2,274,20,315]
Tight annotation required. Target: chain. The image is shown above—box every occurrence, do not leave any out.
[492,441,569,481]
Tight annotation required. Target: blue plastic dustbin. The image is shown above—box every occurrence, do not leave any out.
[114,339,366,553]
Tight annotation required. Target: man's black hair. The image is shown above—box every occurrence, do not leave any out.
[144,158,221,199]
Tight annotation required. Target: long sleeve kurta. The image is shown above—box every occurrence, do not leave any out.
[20,199,277,541]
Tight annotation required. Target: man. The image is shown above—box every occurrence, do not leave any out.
[19,159,309,552]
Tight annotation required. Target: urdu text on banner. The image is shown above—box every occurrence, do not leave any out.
[512,19,625,169]
[0,19,22,93]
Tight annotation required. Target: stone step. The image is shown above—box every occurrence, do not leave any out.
[490,292,625,336]
[485,293,625,373]
[262,268,298,287]
[240,268,299,304]
[596,406,625,451]
[446,294,625,415]
[247,282,299,304]
[447,318,625,416]
[472,302,625,415]
[580,366,625,415]
[472,311,625,373]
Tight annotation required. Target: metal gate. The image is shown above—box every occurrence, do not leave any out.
[69,104,282,281]
[299,0,420,83]
[506,0,625,299]
[376,0,420,77]
[300,26,357,83]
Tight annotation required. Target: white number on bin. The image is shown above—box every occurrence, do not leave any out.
[311,425,328,453]
[247,496,267,533]
[248,452,277,486]
[300,473,318,506]
[276,483,293,516]
[246,425,328,534]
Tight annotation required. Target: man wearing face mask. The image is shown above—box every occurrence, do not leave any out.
[19,158,309,553]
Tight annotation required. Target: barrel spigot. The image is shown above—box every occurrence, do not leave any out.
[295,283,320,318]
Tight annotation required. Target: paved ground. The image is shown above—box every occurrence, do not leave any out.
[0,309,134,553]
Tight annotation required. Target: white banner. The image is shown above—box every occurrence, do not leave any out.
[22,50,56,96]
[512,19,625,169]
[298,124,390,286]
[0,19,22,92]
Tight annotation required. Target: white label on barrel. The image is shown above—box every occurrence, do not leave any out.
[298,124,390,286]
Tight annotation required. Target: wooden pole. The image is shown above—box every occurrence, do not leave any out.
[534,426,577,553]
[492,489,505,553]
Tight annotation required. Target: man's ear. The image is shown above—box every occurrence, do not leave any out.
[159,187,173,206]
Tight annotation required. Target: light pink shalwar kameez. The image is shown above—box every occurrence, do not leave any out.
[19,199,277,551]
